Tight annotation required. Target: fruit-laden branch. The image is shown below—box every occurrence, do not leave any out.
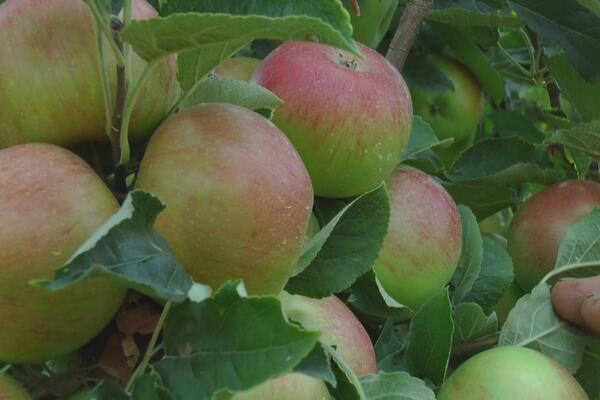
[385,0,433,71]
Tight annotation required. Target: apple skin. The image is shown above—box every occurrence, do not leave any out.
[347,0,400,48]
[135,103,313,295]
[507,180,600,292]
[215,57,262,81]
[232,373,329,400]
[0,374,32,400]
[253,41,412,198]
[0,144,126,363]
[0,0,177,148]
[280,293,377,376]
[410,56,483,168]
[438,346,588,399]
[373,167,462,311]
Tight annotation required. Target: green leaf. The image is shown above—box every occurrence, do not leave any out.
[546,53,600,121]
[428,0,523,28]
[443,182,515,220]
[489,110,546,143]
[293,344,336,386]
[452,206,483,303]
[509,0,600,83]
[447,137,556,185]
[430,22,505,104]
[453,302,498,344]
[121,1,357,62]
[34,191,193,302]
[405,288,454,385]
[403,54,454,93]
[326,345,365,400]
[578,0,600,17]
[375,320,407,373]
[403,116,454,160]
[462,238,515,312]
[155,281,319,399]
[131,370,174,400]
[88,381,131,400]
[286,184,390,298]
[575,339,600,399]
[348,272,413,321]
[499,283,587,373]
[360,371,436,400]
[545,121,600,160]
[180,76,282,112]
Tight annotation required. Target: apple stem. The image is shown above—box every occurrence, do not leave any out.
[385,0,434,71]
[125,301,172,392]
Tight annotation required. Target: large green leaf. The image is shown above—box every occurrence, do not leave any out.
[575,340,600,399]
[443,182,515,220]
[348,272,413,321]
[489,110,545,143]
[360,371,436,400]
[428,0,523,28]
[34,191,193,302]
[545,121,600,160]
[155,282,319,399]
[452,206,483,304]
[509,0,600,83]
[452,302,498,344]
[375,321,407,373]
[405,288,454,385]
[403,116,454,160]
[286,184,390,298]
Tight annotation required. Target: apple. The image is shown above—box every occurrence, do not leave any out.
[437,346,588,399]
[135,103,313,295]
[0,0,177,149]
[507,180,600,292]
[232,373,329,400]
[215,57,262,81]
[347,0,400,48]
[252,41,412,198]
[0,374,31,400]
[373,167,462,311]
[410,56,483,168]
[0,144,126,363]
[494,282,523,325]
[280,293,377,376]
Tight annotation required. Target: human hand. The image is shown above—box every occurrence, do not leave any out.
[552,276,600,335]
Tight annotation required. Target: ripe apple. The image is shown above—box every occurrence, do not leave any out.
[135,103,313,295]
[410,56,483,168]
[280,293,377,376]
[0,144,126,363]
[252,41,412,198]
[373,167,462,311]
[232,373,329,400]
[437,346,588,399]
[0,374,31,400]
[215,57,262,81]
[347,0,400,48]
[0,0,177,149]
[507,180,600,292]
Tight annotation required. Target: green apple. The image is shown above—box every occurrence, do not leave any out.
[280,293,377,376]
[346,0,400,48]
[0,0,177,148]
[494,282,523,325]
[215,57,262,81]
[135,103,313,295]
[232,373,329,400]
[0,374,31,400]
[410,56,483,168]
[438,346,588,399]
[0,144,126,363]
[253,41,412,198]
[507,180,600,292]
[374,167,462,311]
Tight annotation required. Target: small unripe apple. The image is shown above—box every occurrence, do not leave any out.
[410,56,483,168]
[253,41,412,198]
[0,0,177,148]
[374,167,462,311]
[215,57,262,81]
[280,293,377,376]
[232,373,329,400]
[507,180,600,292]
[438,346,588,399]
[0,144,126,363]
[135,103,313,295]
[0,374,31,400]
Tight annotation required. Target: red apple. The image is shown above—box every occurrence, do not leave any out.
[0,144,126,363]
[507,180,600,292]
[135,103,313,295]
[373,167,462,311]
[0,0,177,148]
[0,374,31,400]
[215,57,262,81]
[438,346,588,399]
[253,41,412,198]
[280,293,377,376]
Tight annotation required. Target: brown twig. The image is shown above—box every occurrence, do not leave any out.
[385,0,434,71]
[350,0,361,16]
[110,17,128,196]
[452,335,499,359]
